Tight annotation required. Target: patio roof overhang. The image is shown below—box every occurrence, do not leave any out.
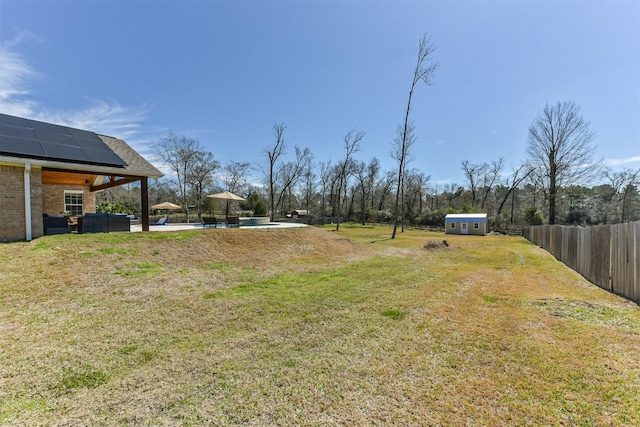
[0,123,163,240]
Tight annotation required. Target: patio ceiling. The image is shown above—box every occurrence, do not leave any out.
[41,170,99,187]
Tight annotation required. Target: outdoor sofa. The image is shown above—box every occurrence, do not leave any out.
[77,213,130,234]
[42,214,71,235]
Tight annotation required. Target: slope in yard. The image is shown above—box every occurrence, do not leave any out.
[1,225,639,425]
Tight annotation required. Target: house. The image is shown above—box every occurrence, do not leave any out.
[445,213,488,236]
[0,113,163,241]
[291,209,308,219]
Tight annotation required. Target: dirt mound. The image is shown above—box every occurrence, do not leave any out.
[156,226,365,269]
[1,227,367,292]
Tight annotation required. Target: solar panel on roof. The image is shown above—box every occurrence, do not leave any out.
[0,113,127,167]
[74,136,109,150]
[0,136,47,156]
[0,114,29,127]
[43,143,90,162]
[34,130,78,146]
[0,123,37,140]
[83,147,126,165]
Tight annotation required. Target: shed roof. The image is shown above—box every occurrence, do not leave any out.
[445,213,488,222]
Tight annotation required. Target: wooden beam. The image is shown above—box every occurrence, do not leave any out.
[42,170,96,187]
[141,177,150,231]
[90,176,139,192]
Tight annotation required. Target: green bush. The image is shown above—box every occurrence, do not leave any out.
[524,206,544,225]
[253,199,267,216]
[97,201,130,214]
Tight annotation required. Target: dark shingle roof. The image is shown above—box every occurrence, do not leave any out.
[99,135,163,178]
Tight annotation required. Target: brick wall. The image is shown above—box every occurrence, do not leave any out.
[31,167,43,238]
[42,185,96,216]
[0,163,100,241]
[0,165,43,241]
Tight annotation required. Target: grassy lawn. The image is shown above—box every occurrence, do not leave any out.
[1,225,639,425]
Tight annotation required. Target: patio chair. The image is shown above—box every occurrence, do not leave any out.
[150,217,169,226]
[226,216,240,228]
[43,214,71,235]
[202,217,219,228]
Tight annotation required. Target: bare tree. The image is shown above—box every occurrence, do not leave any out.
[335,129,364,230]
[153,133,203,222]
[403,168,430,220]
[273,146,312,218]
[605,168,640,223]
[461,160,482,208]
[461,158,503,211]
[366,157,380,211]
[391,123,417,232]
[353,160,368,225]
[263,131,313,221]
[220,160,251,218]
[301,166,317,214]
[479,158,503,210]
[375,170,397,211]
[319,161,333,221]
[391,33,438,239]
[495,163,535,218]
[526,101,599,224]
[264,122,287,221]
[187,150,219,220]
[222,160,251,194]
[443,182,463,210]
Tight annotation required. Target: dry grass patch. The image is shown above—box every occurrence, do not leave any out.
[1,224,639,425]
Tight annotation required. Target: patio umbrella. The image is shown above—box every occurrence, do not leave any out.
[207,192,246,221]
[206,191,246,201]
[151,202,182,210]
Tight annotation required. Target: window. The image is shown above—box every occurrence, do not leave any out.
[64,191,83,216]
[474,223,479,229]
[450,222,456,229]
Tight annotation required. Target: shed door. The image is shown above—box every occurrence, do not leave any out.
[461,223,469,234]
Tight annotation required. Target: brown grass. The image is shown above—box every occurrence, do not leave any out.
[1,225,639,425]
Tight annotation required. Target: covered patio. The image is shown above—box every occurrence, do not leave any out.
[0,113,163,241]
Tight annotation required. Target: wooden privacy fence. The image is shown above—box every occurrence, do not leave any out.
[523,222,640,303]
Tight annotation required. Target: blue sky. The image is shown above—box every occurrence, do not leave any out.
[1,0,638,186]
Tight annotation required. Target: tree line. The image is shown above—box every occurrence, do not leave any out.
[96,114,639,232]
[97,36,640,232]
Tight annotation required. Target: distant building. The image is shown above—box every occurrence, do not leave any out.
[445,213,488,236]
[291,209,308,219]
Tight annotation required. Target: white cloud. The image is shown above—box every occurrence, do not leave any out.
[0,42,38,116]
[0,38,151,143]
[604,156,640,167]
[39,99,149,140]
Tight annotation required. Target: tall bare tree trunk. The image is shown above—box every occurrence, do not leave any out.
[392,33,438,239]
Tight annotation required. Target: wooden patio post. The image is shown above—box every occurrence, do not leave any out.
[141,177,150,231]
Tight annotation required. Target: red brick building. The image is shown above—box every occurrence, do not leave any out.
[0,114,162,241]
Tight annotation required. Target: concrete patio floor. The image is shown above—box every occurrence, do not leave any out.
[131,222,307,232]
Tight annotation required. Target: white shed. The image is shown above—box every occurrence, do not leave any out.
[445,213,488,236]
